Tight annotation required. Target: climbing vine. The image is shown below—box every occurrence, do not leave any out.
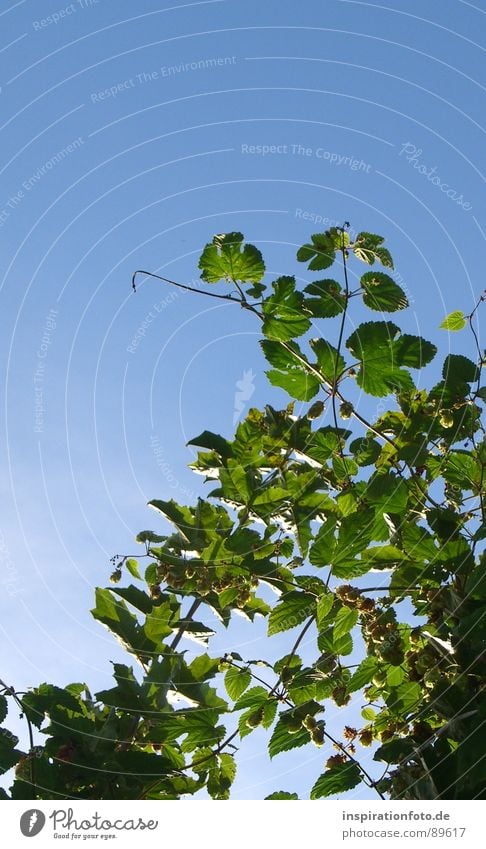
[1,225,485,801]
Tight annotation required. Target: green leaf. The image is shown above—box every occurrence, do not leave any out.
[352,232,393,268]
[393,334,437,368]
[374,738,416,764]
[386,682,421,714]
[366,473,408,513]
[350,437,381,466]
[124,558,140,580]
[304,279,346,317]
[268,592,316,636]
[266,369,320,402]
[91,588,150,656]
[143,603,173,644]
[316,593,334,628]
[0,728,22,776]
[268,718,310,758]
[0,696,7,725]
[309,517,337,567]
[297,231,338,271]
[348,657,379,692]
[318,625,353,656]
[310,762,362,798]
[262,339,320,401]
[333,606,359,642]
[187,430,232,458]
[361,271,408,312]
[309,338,346,382]
[233,686,268,711]
[440,310,467,331]
[148,499,195,543]
[198,232,265,284]
[224,667,252,701]
[136,530,166,544]
[262,276,311,341]
[442,354,479,384]
[112,584,153,614]
[265,791,299,799]
[346,322,435,397]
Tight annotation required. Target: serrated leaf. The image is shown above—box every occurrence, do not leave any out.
[265,791,299,799]
[350,437,381,466]
[346,322,435,397]
[0,728,22,776]
[268,718,310,758]
[297,231,338,270]
[352,232,393,268]
[268,592,316,636]
[366,473,408,513]
[310,338,346,382]
[373,738,416,764]
[440,310,466,331]
[442,354,479,384]
[262,340,320,401]
[262,276,311,341]
[333,606,359,641]
[143,603,173,644]
[233,686,268,711]
[309,516,337,567]
[316,593,334,628]
[386,682,421,714]
[0,697,7,725]
[224,667,252,701]
[198,232,265,284]
[393,334,437,368]
[304,279,346,317]
[361,271,408,312]
[266,369,320,402]
[348,657,378,692]
[310,762,362,798]
[187,430,232,458]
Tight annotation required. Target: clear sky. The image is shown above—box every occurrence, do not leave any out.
[0,0,484,800]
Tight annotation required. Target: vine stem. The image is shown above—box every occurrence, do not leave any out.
[330,228,352,484]
[131,270,239,301]
[269,614,316,698]
[0,679,37,799]
[466,292,485,525]
[169,598,202,652]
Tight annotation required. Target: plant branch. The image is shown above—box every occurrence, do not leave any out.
[0,679,36,799]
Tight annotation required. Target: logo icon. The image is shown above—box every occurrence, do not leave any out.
[20,810,46,837]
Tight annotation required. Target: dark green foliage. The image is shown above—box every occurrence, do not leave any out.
[2,224,484,801]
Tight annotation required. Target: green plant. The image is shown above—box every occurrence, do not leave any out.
[1,225,485,801]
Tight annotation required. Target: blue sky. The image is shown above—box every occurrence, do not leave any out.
[0,0,484,799]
